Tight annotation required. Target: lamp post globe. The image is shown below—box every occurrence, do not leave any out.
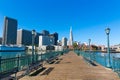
[105,27,111,68]
[105,28,110,35]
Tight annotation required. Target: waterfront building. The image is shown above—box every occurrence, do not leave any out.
[62,37,67,47]
[39,35,54,46]
[57,40,62,46]
[99,45,106,51]
[67,41,69,46]
[39,45,55,51]
[2,16,17,45]
[42,30,49,36]
[111,44,120,52]
[17,29,41,46]
[0,37,2,44]
[39,35,55,50]
[54,46,63,51]
[76,41,80,45]
[53,32,58,45]
[39,30,58,50]
[49,32,58,45]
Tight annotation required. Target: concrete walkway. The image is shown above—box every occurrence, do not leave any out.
[20,51,120,80]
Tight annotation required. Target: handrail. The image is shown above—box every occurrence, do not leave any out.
[0,49,69,79]
[74,50,120,77]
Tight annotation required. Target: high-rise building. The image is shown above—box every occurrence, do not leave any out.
[57,40,61,46]
[42,30,49,36]
[53,32,58,45]
[39,35,54,46]
[0,37,2,44]
[62,37,67,46]
[69,27,73,46]
[2,16,17,45]
[17,29,32,45]
[17,29,41,46]
[49,32,58,45]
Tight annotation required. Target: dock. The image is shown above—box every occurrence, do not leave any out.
[20,51,120,80]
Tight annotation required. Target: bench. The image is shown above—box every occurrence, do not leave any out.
[83,57,97,66]
[0,67,18,79]
[46,57,55,64]
[46,55,60,64]
[27,61,43,74]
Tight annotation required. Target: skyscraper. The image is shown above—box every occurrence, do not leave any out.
[17,29,41,46]
[0,37,2,44]
[42,30,50,36]
[17,29,32,45]
[53,32,58,45]
[69,27,73,46]
[62,37,67,47]
[39,35,55,46]
[2,16,17,45]
[49,32,58,45]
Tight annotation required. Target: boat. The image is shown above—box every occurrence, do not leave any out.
[0,45,25,52]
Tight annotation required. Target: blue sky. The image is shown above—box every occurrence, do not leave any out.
[0,0,120,46]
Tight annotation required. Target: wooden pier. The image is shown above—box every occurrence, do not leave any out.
[20,51,120,80]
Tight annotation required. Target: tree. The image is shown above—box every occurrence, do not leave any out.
[73,42,78,49]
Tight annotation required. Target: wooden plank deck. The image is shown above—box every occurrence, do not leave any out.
[20,51,120,80]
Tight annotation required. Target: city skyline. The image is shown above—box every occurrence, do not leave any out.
[0,0,120,46]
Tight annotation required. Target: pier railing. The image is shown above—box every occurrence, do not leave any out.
[112,57,120,76]
[0,49,69,79]
[75,50,120,77]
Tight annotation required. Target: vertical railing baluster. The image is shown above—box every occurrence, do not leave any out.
[0,56,1,73]
[104,54,106,67]
[112,57,115,71]
[17,55,20,71]
[116,59,118,72]
[118,59,120,72]
[0,57,2,80]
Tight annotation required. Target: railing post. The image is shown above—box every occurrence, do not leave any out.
[17,55,20,71]
[26,56,29,75]
[104,54,106,67]
[0,56,2,80]
[26,55,30,75]
[36,53,38,62]
[41,53,42,61]
[14,55,20,80]
[112,57,115,71]
[116,61,118,72]
[0,56,1,73]
[118,60,120,72]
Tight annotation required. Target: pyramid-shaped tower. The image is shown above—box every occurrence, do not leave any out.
[69,27,73,46]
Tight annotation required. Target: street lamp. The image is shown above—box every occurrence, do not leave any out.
[88,39,91,60]
[88,39,91,52]
[105,28,111,68]
[32,29,36,64]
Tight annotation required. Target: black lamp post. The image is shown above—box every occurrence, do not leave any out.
[105,28,111,68]
[32,30,36,64]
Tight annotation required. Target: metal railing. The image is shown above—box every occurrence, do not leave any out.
[112,57,120,77]
[0,49,69,79]
[74,50,120,77]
